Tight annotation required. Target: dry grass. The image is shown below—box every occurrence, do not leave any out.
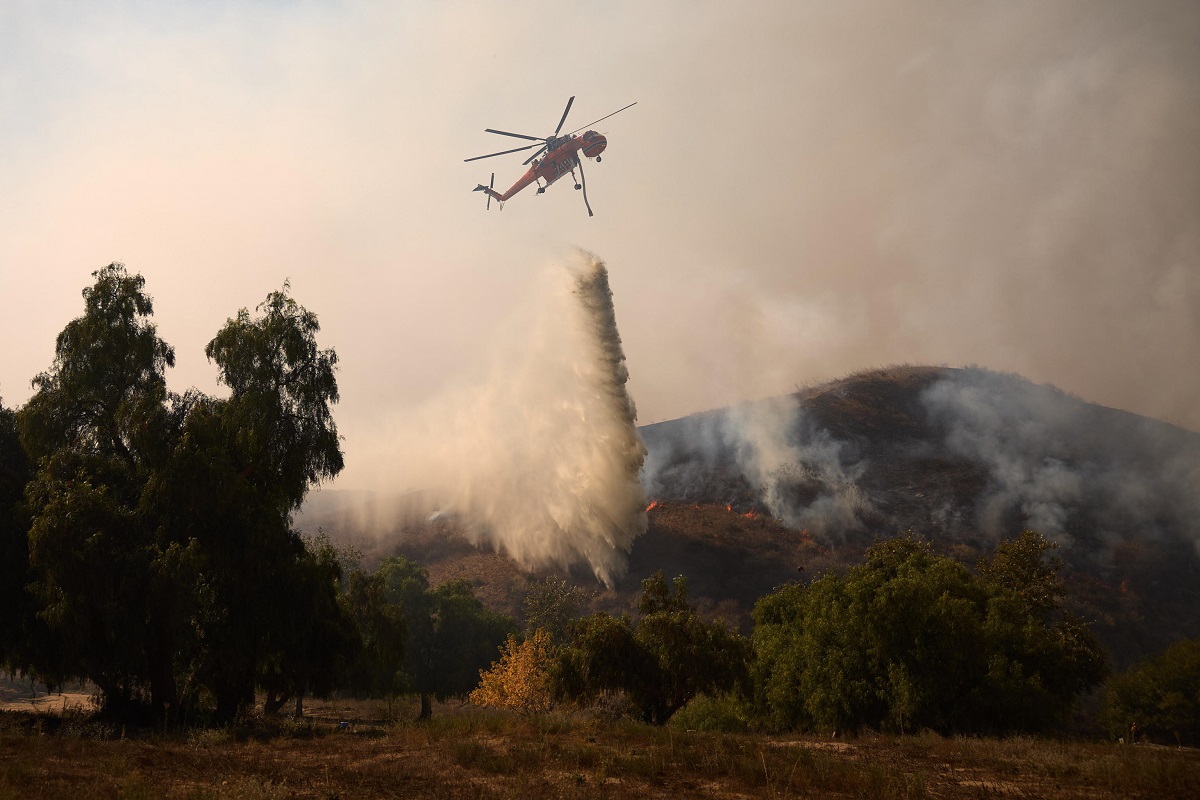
[2,701,1197,800]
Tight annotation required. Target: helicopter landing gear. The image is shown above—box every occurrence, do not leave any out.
[536,186,545,194]
[574,183,582,190]
[595,155,602,163]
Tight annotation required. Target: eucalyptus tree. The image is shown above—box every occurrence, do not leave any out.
[19,264,175,469]
[162,284,349,721]
[17,266,353,723]
[18,264,181,718]
[0,396,42,676]
[204,282,343,511]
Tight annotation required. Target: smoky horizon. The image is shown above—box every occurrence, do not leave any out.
[3,0,1197,481]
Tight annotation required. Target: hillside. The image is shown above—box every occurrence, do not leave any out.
[302,366,1200,667]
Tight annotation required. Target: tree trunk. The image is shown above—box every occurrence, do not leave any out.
[147,648,179,728]
[214,683,243,725]
[294,690,304,719]
[419,692,432,721]
[263,689,293,716]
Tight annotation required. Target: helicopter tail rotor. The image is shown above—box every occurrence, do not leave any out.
[473,173,499,210]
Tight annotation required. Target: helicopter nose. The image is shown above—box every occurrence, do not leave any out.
[583,132,607,158]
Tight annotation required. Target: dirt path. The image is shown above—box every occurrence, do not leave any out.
[0,692,93,714]
[0,676,93,714]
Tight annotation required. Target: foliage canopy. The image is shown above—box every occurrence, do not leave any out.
[753,532,1106,735]
[556,571,750,725]
[9,264,352,723]
[1104,638,1200,746]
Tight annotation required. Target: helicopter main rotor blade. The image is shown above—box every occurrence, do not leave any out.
[522,145,548,165]
[464,142,541,163]
[553,96,575,137]
[566,101,637,136]
[484,128,545,142]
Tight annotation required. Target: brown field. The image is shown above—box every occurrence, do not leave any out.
[2,698,1197,800]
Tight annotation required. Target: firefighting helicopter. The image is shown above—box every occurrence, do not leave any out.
[465,96,635,217]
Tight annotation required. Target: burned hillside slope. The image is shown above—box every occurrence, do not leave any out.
[305,365,1200,666]
[638,365,1200,663]
[643,366,1200,552]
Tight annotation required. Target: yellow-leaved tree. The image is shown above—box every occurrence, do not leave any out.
[470,628,556,714]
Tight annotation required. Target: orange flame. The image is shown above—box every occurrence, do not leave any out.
[726,503,733,512]
[646,500,661,512]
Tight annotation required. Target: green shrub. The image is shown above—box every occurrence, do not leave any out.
[670,693,749,733]
[1103,638,1200,746]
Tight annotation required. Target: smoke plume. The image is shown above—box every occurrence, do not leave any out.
[345,251,646,586]
[920,369,1200,554]
[640,396,871,537]
[640,364,1200,560]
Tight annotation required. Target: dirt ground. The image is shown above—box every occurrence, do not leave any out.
[2,697,1198,800]
[0,674,94,715]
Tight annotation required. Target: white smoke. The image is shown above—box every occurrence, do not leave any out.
[345,251,646,586]
[724,398,870,536]
[641,395,870,537]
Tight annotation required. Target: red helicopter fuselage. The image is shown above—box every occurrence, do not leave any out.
[478,130,607,203]
[467,96,634,216]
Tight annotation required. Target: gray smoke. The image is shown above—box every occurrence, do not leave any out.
[628,1,1200,435]
[345,251,646,586]
[640,395,871,537]
[920,368,1200,554]
[640,364,1200,558]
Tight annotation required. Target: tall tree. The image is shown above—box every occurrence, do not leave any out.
[0,396,46,677]
[342,566,407,706]
[16,268,352,724]
[204,283,342,511]
[172,284,347,722]
[18,264,179,719]
[373,556,515,720]
[19,264,174,469]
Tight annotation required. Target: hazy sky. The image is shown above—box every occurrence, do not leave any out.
[3,0,1198,491]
